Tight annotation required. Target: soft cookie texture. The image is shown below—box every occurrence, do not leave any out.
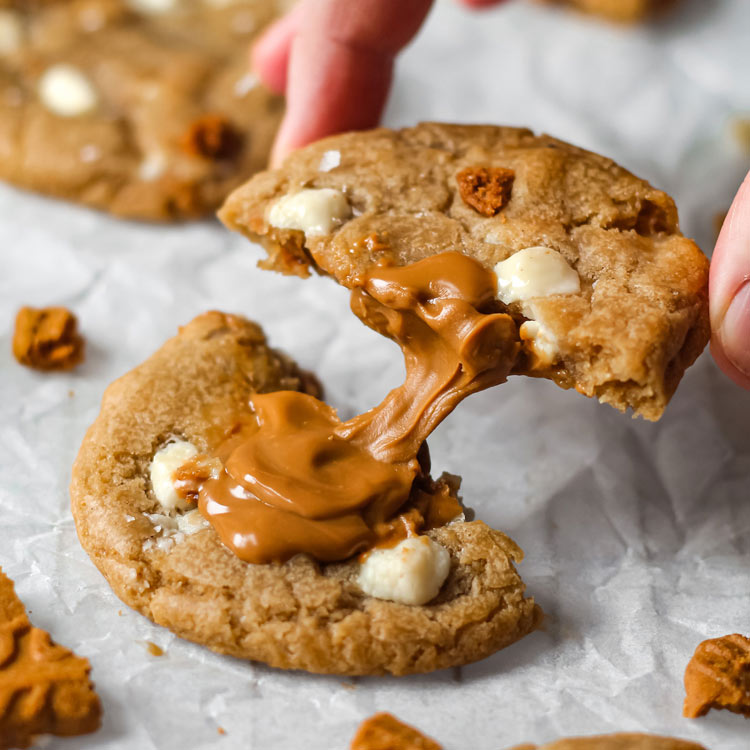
[0,0,286,220]
[220,123,710,420]
[70,312,540,676]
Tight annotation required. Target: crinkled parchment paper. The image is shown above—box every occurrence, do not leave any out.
[2,1,750,748]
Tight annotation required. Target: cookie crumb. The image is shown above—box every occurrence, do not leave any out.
[684,633,750,718]
[182,114,243,161]
[12,306,85,371]
[350,713,441,750]
[456,166,515,217]
[142,640,164,656]
[217,727,226,736]
[0,568,101,746]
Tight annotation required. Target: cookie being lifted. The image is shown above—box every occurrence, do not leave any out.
[221,123,710,420]
[71,312,539,676]
[0,0,286,220]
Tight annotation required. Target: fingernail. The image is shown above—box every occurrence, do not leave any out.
[719,281,750,377]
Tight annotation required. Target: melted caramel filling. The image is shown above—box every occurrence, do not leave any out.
[175,252,518,564]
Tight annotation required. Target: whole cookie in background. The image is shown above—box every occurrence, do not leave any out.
[0,0,288,220]
[535,0,680,23]
[70,312,540,676]
[220,122,710,421]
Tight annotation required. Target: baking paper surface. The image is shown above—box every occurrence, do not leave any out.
[2,1,750,748]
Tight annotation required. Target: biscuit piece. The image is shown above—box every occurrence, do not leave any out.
[351,713,441,750]
[220,123,710,421]
[70,311,540,676]
[509,735,705,750]
[683,633,750,719]
[12,306,85,371]
[536,0,678,23]
[0,568,101,749]
[0,0,284,220]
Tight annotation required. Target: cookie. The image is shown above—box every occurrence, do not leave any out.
[510,735,706,750]
[0,568,101,749]
[683,633,750,719]
[220,123,710,421]
[351,713,441,750]
[12,306,85,371]
[70,311,540,676]
[0,0,285,220]
[535,0,678,22]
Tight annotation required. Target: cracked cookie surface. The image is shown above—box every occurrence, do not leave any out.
[0,0,286,220]
[70,311,540,676]
[220,123,710,420]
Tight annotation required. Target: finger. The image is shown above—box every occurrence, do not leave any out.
[270,0,434,167]
[709,170,750,389]
[251,4,304,94]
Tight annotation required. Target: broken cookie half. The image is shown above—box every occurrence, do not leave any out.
[71,312,540,676]
[220,123,710,421]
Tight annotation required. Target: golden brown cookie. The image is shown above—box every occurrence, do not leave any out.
[0,568,101,749]
[683,633,750,719]
[70,311,540,676]
[0,0,285,220]
[535,0,679,23]
[220,123,710,421]
[509,735,706,750]
[12,306,85,371]
[350,713,442,750]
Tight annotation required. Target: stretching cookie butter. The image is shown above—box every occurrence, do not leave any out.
[175,252,519,564]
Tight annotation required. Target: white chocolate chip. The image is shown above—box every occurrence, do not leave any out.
[520,319,559,368]
[176,508,209,535]
[149,440,199,512]
[234,71,259,98]
[318,150,341,173]
[267,188,351,237]
[494,246,580,305]
[0,11,23,55]
[127,0,177,14]
[357,536,451,606]
[38,64,98,117]
[139,151,168,181]
[79,144,101,163]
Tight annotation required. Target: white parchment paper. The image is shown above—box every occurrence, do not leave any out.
[2,1,750,748]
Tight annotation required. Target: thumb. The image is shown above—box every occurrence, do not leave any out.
[710,170,750,389]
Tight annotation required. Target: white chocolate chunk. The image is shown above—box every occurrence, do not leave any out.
[267,188,351,237]
[494,246,580,304]
[357,536,451,606]
[177,508,209,535]
[318,150,341,172]
[139,151,167,181]
[38,64,98,117]
[127,0,177,14]
[234,71,259,98]
[0,11,23,55]
[520,320,559,367]
[149,440,199,512]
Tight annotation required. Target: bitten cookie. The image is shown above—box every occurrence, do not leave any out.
[220,123,710,420]
[0,0,286,220]
[70,312,540,676]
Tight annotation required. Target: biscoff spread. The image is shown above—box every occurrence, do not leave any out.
[174,252,519,564]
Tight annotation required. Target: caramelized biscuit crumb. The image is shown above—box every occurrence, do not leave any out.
[457,166,515,217]
[12,306,85,371]
[0,568,101,749]
[350,713,441,750]
[684,633,750,718]
[182,114,243,161]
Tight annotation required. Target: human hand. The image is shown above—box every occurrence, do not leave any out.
[252,0,507,167]
[710,171,750,389]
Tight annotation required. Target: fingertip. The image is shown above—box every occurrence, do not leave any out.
[250,7,301,94]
